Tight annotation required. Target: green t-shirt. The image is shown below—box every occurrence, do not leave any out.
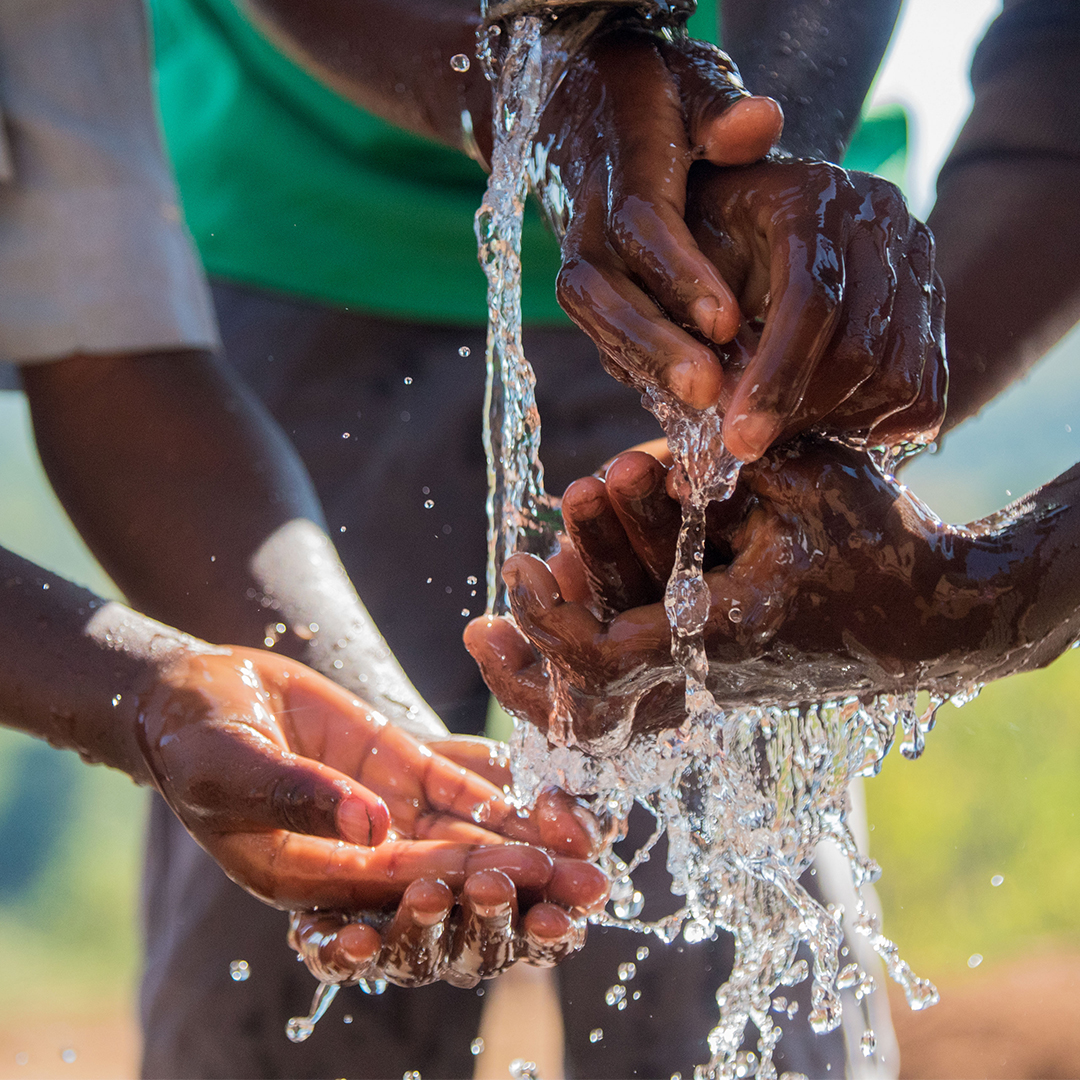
[150,0,905,326]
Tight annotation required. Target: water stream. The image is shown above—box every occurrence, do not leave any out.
[477,11,959,1080]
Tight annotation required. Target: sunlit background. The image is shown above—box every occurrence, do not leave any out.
[3,1,1080,1077]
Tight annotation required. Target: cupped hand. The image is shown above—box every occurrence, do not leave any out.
[136,648,607,986]
[685,159,947,461]
[537,23,783,409]
[466,443,997,748]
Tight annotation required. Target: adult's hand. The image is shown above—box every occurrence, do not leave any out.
[685,160,947,461]
[137,647,607,987]
[539,23,783,410]
[466,442,1080,747]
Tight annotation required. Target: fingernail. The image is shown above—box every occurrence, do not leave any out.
[730,413,781,462]
[338,798,374,845]
[570,804,603,855]
[669,358,721,411]
[689,295,721,339]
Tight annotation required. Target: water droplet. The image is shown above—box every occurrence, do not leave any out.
[589,1028,603,1043]
[461,608,471,617]
[450,53,471,72]
[509,1060,537,1080]
[343,1014,353,1024]
[470,1037,485,1056]
[636,945,650,961]
[968,953,983,968]
[860,1029,877,1057]
[359,978,387,995]
[339,526,347,533]
[617,962,636,982]
[14,1051,28,1065]
[229,960,250,982]
[611,889,644,919]
[458,346,471,357]
[466,575,478,585]
[286,1019,313,1043]
[404,376,413,385]
[991,874,1004,887]
[332,659,343,670]
[727,605,743,624]
[604,984,627,1006]
[60,1049,77,1064]
[425,577,432,584]
[111,695,122,707]
[342,431,350,439]
[632,990,641,1001]
[404,1072,422,1080]
[617,999,627,1010]
[424,500,434,509]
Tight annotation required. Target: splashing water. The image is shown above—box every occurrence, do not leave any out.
[474,12,966,1080]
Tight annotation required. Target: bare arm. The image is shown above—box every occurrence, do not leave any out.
[929,1,1080,431]
[721,0,902,161]
[20,348,445,738]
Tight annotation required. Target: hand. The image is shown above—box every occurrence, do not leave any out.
[466,443,1007,747]
[136,647,608,986]
[685,159,947,462]
[538,23,784,410]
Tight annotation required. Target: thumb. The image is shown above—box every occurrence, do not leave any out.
[155,724,391,846]
[662,40,784,164]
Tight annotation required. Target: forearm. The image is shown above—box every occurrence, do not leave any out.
[940,461,1080,684]
[720,0,900,160]
[237,0,494,162]
[0,546,205,780]
[930,2,1080,430]
[21,350,445,738]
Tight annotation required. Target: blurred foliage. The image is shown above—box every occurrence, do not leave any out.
[866,652,1080,980]
[0,393,143,1013]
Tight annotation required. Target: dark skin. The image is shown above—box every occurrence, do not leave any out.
[238,0,947,457]
[466,442,1080,745]
[0,544,607,986]
[18,348,608,985]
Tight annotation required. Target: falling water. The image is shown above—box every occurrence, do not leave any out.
[475,12,964,1080]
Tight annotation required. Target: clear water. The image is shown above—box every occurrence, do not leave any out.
[478,15,961,1080]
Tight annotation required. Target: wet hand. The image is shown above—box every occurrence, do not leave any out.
[136,649,607,985]
[686,160,947,461]
[538,23,783,409]
[466,443,994,745]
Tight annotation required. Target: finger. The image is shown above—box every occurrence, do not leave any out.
[547,542,593,606]
[721,168,855,460]
[869,261,947,447]
[543,855,611,914]
[661,39,783,165]
[502,554,611,674]
[207,832,556,911]
[835,225,932,440]
[427,740,601,860]
[603,451,682,587]
[463,615,553,733]
[518,903,587,967]
[445,870,518,987]
[425,736,512,789]
[778,211,897,440]
[289,911,381,985]
[591,33,741,346]
[379,878,454,987]
[158,725,390,847]
[562,475,653,614]
[557,226,725,409]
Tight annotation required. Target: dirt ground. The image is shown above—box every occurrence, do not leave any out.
[1,952,1077,1079]
[892,951,1080,1079]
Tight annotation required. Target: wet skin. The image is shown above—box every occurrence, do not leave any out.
[245,3,945,460]
[138,647,608,986]
[466,442,1080,747]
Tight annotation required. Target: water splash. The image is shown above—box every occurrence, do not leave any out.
[285,982,340,1043]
